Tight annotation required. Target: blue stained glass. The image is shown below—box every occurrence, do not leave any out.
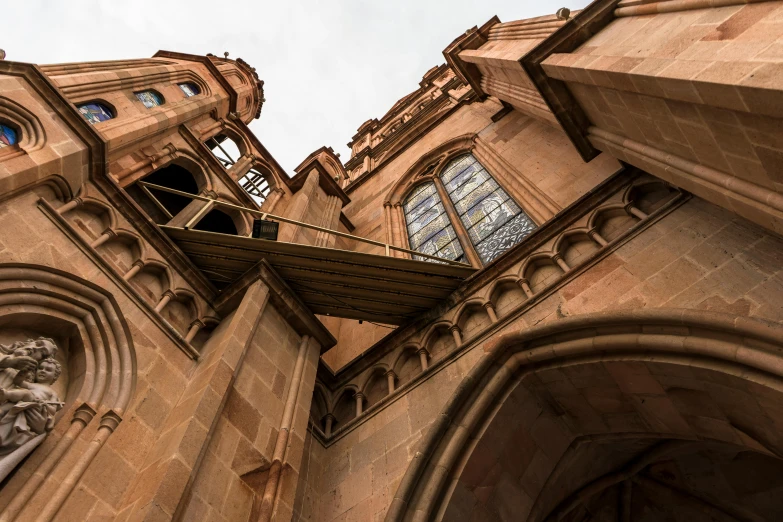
[440,153,536,264]
[78,103,114,125]
[178,83,200,97]
[0,124,18,148]
[403,181,464,263]
[135,90,164,108]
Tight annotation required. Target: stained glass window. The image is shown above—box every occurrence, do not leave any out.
[77,103,114,125]
[440,154,536,264]
[0,124,18,148]
[178,83,200,97]
[403,182,464,263]
[135,90,164,108]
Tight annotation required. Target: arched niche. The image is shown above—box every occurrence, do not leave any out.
[204,131,249,169]
[193,208,239,235]
[0,264,135,518]
[388,310,783,522]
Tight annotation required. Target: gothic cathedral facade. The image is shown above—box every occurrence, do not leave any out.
[0,1,782,521]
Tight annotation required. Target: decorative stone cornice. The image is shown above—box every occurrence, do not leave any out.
[520,0,620,161]
[442,16,500,99]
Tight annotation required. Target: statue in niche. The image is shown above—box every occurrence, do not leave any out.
[0,337,63,482]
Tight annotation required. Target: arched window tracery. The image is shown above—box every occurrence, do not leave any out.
[402,153,536,266]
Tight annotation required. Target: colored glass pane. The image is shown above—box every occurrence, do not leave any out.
[135,91,164,108]
[403,181,464,263]
[440,154,536,264]
[0,124,17,148]
[78,103,114,125]
[178,83,200,97]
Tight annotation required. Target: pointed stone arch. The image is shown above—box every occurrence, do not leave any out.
[386,310,783,522]
[0,263,136,520]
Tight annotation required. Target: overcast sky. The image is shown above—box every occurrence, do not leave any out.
[2,0,586,175]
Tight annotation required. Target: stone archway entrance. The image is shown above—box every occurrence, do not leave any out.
[387,310,783,522]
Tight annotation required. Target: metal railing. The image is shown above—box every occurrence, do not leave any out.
[138,181,472,267]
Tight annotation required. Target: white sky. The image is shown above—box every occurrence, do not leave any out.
[2,0,587,175]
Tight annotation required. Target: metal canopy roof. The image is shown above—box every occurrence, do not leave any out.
[162,226,476,325]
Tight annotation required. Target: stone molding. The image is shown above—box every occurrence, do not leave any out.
[39,197,205,359]
[520,0,619,161]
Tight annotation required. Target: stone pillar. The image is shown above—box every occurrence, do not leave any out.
[118,280,271,521]
[625,203,648,221]
[123,260,144,282]
[393,203,411,259]
[230,153,254,179]
[184,320,204,343]
[517,278,534,299]
[323,413,335,438]
[383,202,393,254]
[536,2,783,235]
[484,302,498,323]
[154,290,175,313]
[588,228,608,247]
[56,197,82,215]
[385,370,396,394]
[261,187,285,214]
[277,168,320,244]
[553,254,570,273]
[449,325,462,347]
[90,229,115,249]
[418,348,429,371]
[354,392,365,417]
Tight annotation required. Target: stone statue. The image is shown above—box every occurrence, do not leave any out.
[0,338,62,482]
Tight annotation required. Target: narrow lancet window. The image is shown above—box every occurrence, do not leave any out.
[403,182,464,263]
[440,154,536,264]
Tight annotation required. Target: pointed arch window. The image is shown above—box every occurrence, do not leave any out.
[402,153,537,266]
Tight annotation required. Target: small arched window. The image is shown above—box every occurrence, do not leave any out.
[77,102,114,125]
[135,90,164,109]
[403,182,464,263]
[0,124,18,148]
[178,83,200,97]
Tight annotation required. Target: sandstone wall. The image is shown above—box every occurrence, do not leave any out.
[323,98,620,372]
[303,194,783,521]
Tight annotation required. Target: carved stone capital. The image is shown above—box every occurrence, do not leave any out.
[99,410,123,432]
[72,403,98,426]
